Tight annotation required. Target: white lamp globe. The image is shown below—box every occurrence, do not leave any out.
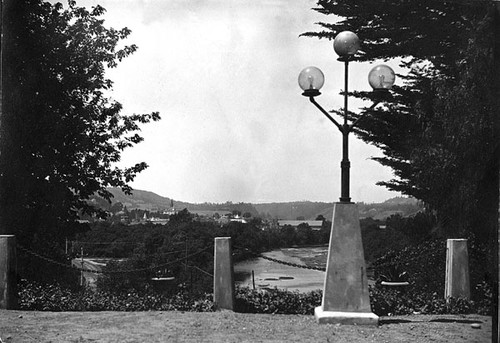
[333,31,360,58]
[298,66,324,96]
[368,64,396,90]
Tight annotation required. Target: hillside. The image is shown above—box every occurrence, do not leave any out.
[313,197,421,221]
[99,188,420,221]
[253,201,333,220]
[102,188,259,216]
[106,187,186,211]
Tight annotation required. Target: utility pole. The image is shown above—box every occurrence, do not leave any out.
[80,246,84,287]
[185,237,188,272]
[0,0,6,146]
[0,0,3,230]
[495,4,500,343]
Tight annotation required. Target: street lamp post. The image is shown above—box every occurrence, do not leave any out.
[298,32,395,203]
[299,31,395,325]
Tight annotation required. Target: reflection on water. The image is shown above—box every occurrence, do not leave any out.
[234,247,328,293]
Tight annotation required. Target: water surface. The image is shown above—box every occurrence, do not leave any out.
[234,247,328,293]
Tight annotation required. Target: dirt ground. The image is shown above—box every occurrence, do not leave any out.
[0,310,492,343]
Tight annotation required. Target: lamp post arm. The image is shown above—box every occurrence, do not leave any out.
[309,97,344,133]
[348,100,381,133]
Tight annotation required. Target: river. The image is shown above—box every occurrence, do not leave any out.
[234,246,328,293]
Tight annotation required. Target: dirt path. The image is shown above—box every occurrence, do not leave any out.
[0,310,491,342]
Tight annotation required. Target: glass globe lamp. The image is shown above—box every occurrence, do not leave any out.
[298,66,324,97]
[333,31,360,59]
[368,64,396,91]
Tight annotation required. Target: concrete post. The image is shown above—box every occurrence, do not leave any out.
[0,235,17,309]
[315,203,378,325]
[445,238,470,300]
[213,237,234,311]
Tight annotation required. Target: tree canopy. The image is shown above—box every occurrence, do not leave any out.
[0,0,160,246]
[303,1,499,241]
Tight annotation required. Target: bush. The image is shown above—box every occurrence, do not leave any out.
[19,280,78,311]
[473,281,494,316]
[234,286,490,317]
[369,284,492,316]
[373,239,446,293]
[372,236,494,302]
[19,279,492,316]
[370,235,494,316]
[18,279,215,312]
[235,287,321,315]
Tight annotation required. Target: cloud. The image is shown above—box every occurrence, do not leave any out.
[80,0,400,203]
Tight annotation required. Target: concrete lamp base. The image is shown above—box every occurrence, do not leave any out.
[316,202,378,326]
[315,307,379,325]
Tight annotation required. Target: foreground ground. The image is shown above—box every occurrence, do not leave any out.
[0,310,492,342]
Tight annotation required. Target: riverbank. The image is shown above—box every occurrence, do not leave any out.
[0,310,491,342]
[234,247,327,292]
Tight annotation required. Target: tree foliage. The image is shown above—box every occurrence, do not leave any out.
[0,0,160,246]
[303,1,499,240]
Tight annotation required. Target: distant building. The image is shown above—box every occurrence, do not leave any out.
[161,200,177,216]
[277,220,323,231]
[230,214,247,224]
[148,217,169,225]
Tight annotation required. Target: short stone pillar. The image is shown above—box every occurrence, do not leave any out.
[445,239,470,300]
[213,237,234,310]
[0,235,17,309]
[315,203,378,325]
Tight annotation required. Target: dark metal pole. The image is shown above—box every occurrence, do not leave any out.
[340,60,351,203]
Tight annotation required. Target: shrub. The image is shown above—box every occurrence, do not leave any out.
[235,287,321,315]
[373,239,446,294]
[235,285,489,317]
[368,284,492,316]
[19,279,492,316]
[372,236,494,304]
[370,235,494,316]
[19,280,77,311]
[18,279,215,312]
[473,281,494,316]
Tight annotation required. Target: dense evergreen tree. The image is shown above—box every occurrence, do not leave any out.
[303,1,499,240]
[0,1,160,248]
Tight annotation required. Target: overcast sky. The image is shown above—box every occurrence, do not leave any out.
[77,0,403,204]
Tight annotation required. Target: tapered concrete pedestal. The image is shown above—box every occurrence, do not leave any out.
[0,235,17,309]
[445,239,470,300]
[213,237,235,311]
[315,203,378,325]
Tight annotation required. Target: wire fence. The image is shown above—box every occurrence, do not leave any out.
[17,240,428,290]
[20,241,422,276]
[17,244,212,275]
[71,240,140,245]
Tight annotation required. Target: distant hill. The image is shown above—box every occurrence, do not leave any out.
[105,188,183,211]
[253,201,333,220]
[99,188,259,216]
[97,188,420,221]
[311,197,421,221]
[381,196,420,206]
